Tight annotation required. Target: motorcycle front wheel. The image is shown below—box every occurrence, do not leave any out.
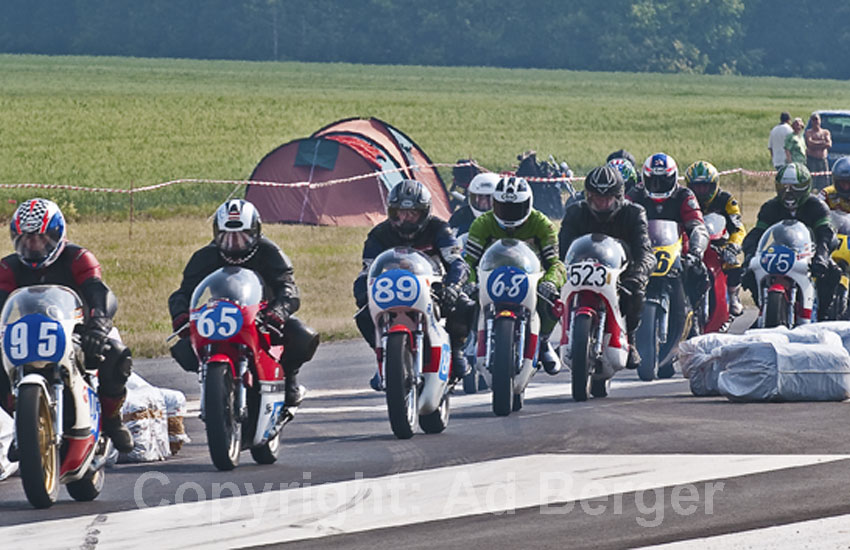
[17,384,60,508]
[385,332,418,439]
[764,289,789,328]
[205,362,242,470]
[570,313,594,402]
[491,316,517,416]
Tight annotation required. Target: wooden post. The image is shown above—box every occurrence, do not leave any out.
[129,181,134,240]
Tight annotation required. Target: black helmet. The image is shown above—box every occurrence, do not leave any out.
[387,179,432,239]
[213,199,262,264]
[584,165,625,221]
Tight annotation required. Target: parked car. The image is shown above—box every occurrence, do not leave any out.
[806,110,850,168]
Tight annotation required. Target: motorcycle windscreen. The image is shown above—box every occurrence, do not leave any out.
[646,219,681,247]
[368,248,439,279]
[479,239,542,274]
[564,233,627,268]
[830,211,850,236]
[190,266,265,310]
[0,285,83,326]
[756,220,813,256]
[704,213,728,241]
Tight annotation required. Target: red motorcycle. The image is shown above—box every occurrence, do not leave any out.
[188,266,294,470]
[700,212,731,334]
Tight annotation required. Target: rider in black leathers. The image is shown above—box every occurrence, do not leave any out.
[741,162,840,319]
[354,179,474,389]
[559,165,656,369]
[168,199,319,407]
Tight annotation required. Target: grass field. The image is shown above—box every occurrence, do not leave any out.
[1,54,847,355]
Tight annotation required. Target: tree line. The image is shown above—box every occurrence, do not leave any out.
[3,0,849,79]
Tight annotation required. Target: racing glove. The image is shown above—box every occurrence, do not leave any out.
[171,311,190,339]
[82,316,111,361]
[810,258,829,279]
[721,243,742,266]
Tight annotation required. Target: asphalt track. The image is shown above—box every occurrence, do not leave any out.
[2,307,850,549]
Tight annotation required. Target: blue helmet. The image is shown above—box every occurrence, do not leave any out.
[10,198,67,269]
[642,153,679,201]
[832,157,850,198]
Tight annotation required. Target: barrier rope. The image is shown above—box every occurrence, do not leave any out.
[0,163,834,194]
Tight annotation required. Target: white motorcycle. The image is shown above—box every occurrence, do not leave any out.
[476,239,543,416]
[368,247,452,439]
[749,219,816,328]
[560,234,629,401]
[2,285,112,508]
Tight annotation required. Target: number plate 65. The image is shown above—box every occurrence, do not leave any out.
[487,266,529,303]
[193,301,244,340]
[372,269,421,308]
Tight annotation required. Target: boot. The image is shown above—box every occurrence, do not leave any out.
[728,284,744,317]
[626,332,641,370]
[100,391,134,453]
[540,337,561,375]
[284,370,305,407]
[451,347,471,381]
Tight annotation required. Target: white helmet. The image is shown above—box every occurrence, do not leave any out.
[493,176,533,229]
[213,199,262,264]
[467,173,498,218]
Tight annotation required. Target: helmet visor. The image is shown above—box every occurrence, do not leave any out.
[690,181,716,202]
[469,193,492,213]
[493,198,530,224]
[14,231,61,265]
[836,177,850,197]
[588,192,618,215]
[216,230,258,255]
[646,174,676,196]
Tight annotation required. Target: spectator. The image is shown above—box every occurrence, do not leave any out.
[806,112,833,191]
[784,117,806,164]
[768,112,792,170]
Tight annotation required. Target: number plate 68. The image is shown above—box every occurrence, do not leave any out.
[487,266,529,303]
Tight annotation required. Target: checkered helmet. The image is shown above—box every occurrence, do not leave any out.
[10,198,67,269]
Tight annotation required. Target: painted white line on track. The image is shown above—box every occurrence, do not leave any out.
[636,512,850,549]
[2,454,847,549]
[184,377,685,415]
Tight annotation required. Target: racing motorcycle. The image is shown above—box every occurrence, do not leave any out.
[637,219,692,381]
[2,285,112,508]
[749,220,815,328]
[475,239,543,416]
[700,212,732,334]
[560,234,629,401]
[189,266,296,470]
[828,210,850,320]
[367,248,451,439]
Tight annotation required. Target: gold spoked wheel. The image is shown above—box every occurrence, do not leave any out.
[17,384,60,508]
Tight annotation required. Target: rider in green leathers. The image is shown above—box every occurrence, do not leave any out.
[464,176,567,374]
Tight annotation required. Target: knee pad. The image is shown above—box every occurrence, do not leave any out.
[281,316,320,369]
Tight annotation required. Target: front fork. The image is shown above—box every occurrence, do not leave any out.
[198,344,249,422]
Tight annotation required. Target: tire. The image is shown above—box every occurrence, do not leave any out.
[570,313,594,402]
[419,393,450,434]
[204,362,242,471]
[462,371,478,394]
[764,290,788,328]
[491,317,517,417]
[67,466,105,502]
[16,384,60,509]
[250,433,280,464]
[385,332,417,439]
[637,302,661,381]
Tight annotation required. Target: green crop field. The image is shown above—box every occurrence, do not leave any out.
[1,54,848,356]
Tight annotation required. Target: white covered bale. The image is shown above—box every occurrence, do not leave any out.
[120,373,170,462]
[160,387,190,455]
[0,406,17,481]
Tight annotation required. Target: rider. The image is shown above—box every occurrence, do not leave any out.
[449,172,498,236]
[353,179,474,389]
[684,160,747,316]
[565,157,640,210]
[168,199,319,407]
[558,165,656,371]
[817,156,850,212]
[742,162,840,319]
[628,153,710,315]
[0,198,134,452]
[464,176,567,375]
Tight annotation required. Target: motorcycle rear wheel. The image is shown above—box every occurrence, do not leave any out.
[17,384,60,509]
[419,393,450,434]
[570,313,594,402]
[385,332,418,439]
[491,317,516,417]
[637,302,661,381]
[205,362,242,471]
[764,290,789,328]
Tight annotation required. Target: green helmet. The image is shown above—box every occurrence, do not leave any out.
[684,160,720,206]
[775,162,812,210]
